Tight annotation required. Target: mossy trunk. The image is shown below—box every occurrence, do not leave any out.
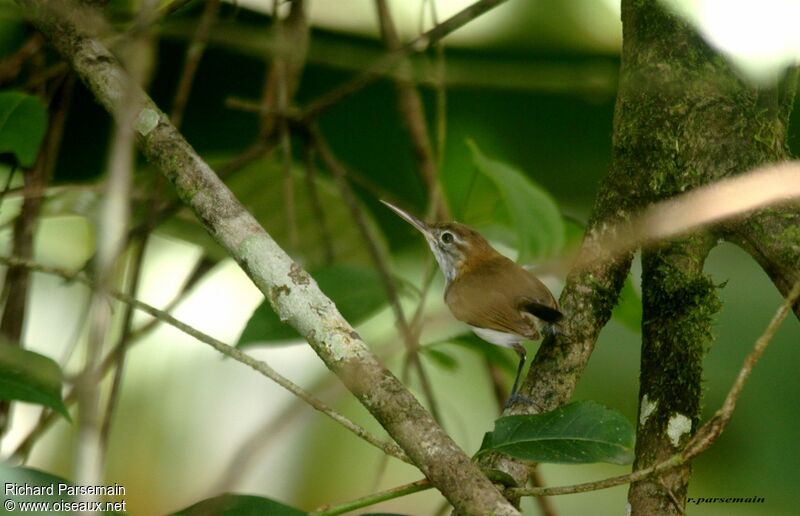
[616,1,794,513]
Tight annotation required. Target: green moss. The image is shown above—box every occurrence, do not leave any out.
[778,221,800,244]
[639,239,721,429]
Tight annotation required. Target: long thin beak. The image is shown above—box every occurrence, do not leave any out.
[380,200,431,236]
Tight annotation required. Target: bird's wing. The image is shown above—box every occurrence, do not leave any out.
[445,264,545,340]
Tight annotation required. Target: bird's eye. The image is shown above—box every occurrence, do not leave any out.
[441,232,454,244]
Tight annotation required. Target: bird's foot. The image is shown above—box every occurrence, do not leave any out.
[503,393,535,410]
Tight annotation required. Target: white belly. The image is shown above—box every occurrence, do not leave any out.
[470,326,524,348]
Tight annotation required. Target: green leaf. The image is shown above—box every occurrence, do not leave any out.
[0,341,69,419]
[478,400,635,465]
[467,140,565,263]
[237,264,387,347]
[172,494,305,516]
[0,91,47,167]
[612,274,642,332]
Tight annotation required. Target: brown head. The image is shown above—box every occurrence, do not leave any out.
[380,200,498,285]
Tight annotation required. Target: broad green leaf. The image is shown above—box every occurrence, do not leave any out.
[237,264,387,347]
[0,341,69,419]
[0,91,47,167]
[478,400,635,465]
[612,274,642,332]
[467,140,565,263]
[172,494,305,516]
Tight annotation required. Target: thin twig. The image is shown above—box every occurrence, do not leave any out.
[278,92,298,248]
[408,258,437,340]
[97,237,147,454]
[255,0,307,138]
[683,279,800,458]
[0,254,411,465]
[75,2,153,488]
[158,0,198,18]
[0,73,73,434]
[125,256,215,341]
[169,0,221,129]
[310,478,432,516]
[0,163,18,221]
[126,142,271,242]
[303,0,509,120]
[587,162,800,270]
[374,0,447,220]
[0,33,44,84]
[428,0,448,173]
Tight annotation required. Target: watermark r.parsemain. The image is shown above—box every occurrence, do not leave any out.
[4,482,126,513]
[687,496,765,505]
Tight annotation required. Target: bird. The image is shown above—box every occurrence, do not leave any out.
[381,200,563,403]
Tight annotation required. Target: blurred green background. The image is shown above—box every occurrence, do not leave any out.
[1,0,799,514]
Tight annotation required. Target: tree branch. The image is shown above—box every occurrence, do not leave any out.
[629,236,718,514]
[16,2,517,512]
[723,207,800,319]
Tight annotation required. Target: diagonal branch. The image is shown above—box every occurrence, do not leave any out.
[723,207,800,320]
[16,2,516,512]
